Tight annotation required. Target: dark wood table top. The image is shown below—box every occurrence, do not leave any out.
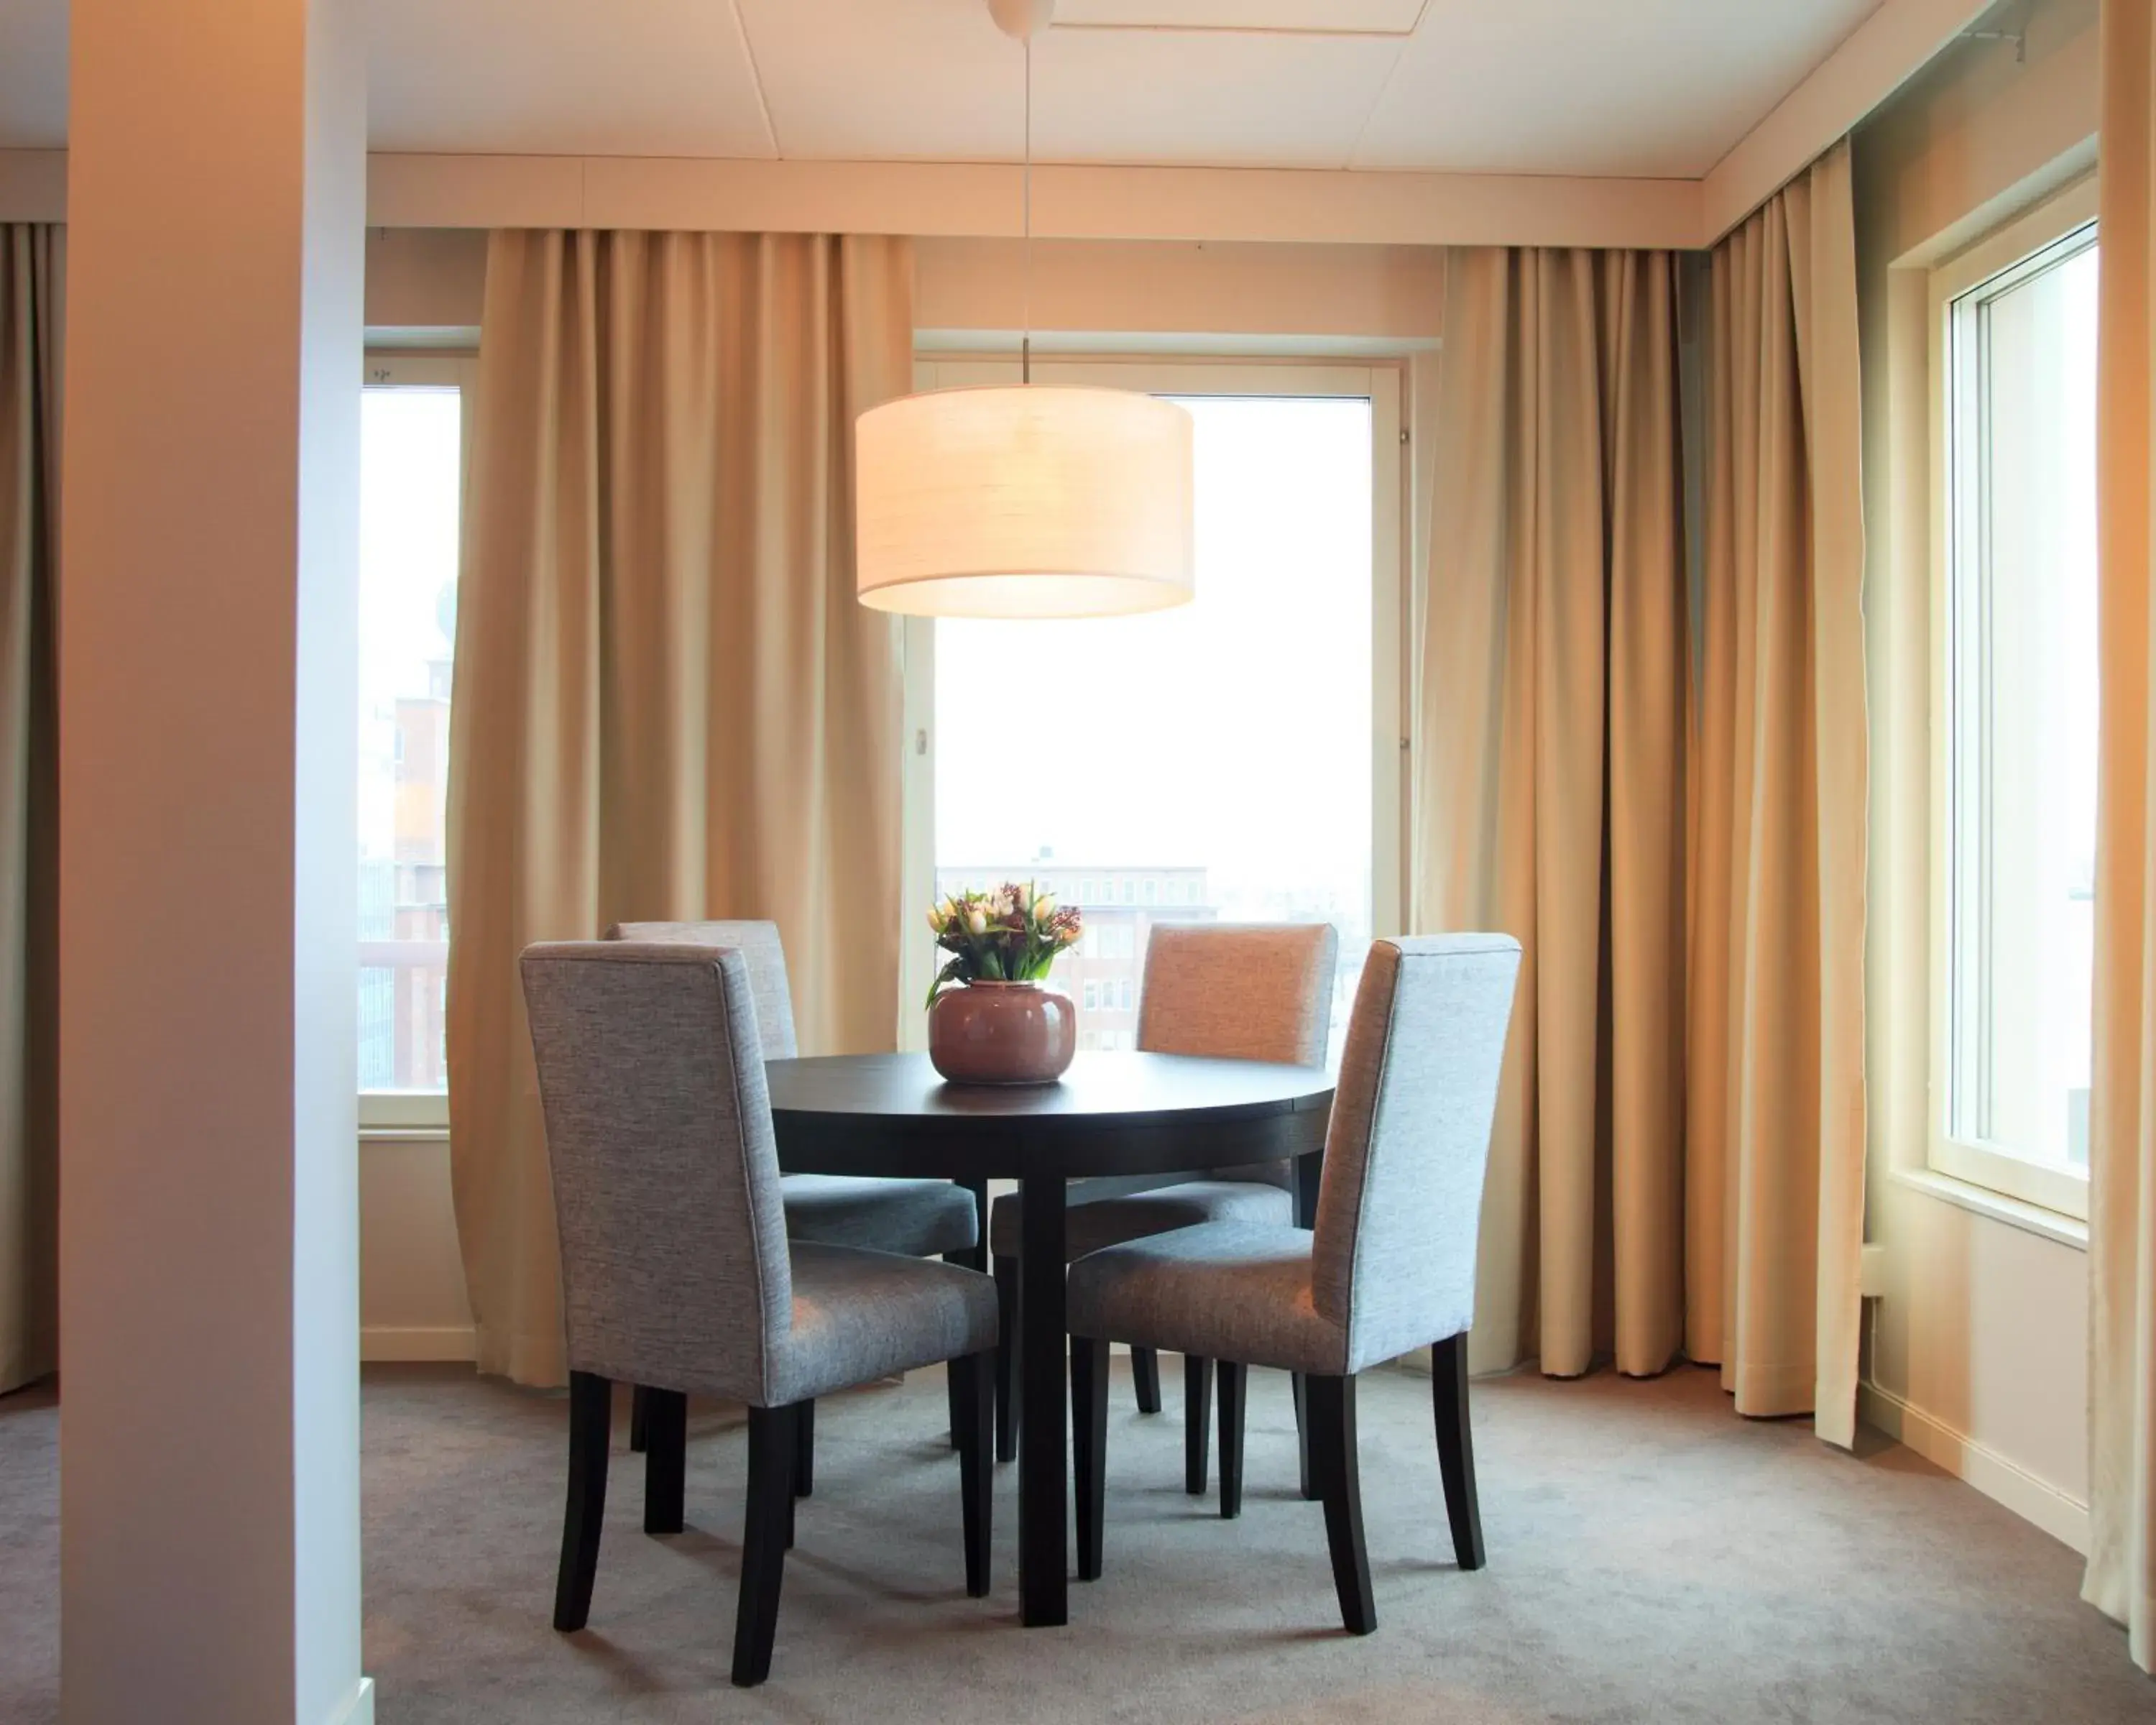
[765,1051,1335,1180]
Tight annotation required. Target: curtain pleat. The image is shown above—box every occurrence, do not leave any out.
[1416,247,1687,1380]
[0,224,60,1397]
[1695,141,1867,1443]
[1418,141,1866,1443]
[446,230,913,1386]
[2085,0,2156,1669]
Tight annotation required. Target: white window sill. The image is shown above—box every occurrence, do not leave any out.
[360,1126,450,1146]
[1888,1165,2088,1251]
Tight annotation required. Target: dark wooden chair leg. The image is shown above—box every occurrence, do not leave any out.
[952,1348,994,1596]
[553,1371,612,1632]
[1131,1345,1163,1414]
[794,1398,815,1499]
[732,1402,798,1688]
[1293,1372,1315,1499]
[1307,1373,1376,1635]
[629,1383,650,1454]
[1184,1354,1214,1495]
[993,1253,1021,1464]
[641,1387,687,1535]
[943,1253,972,1447]
[963,1179,991,1272]
[1431,1333,1485,1570]
[1217,1361,1247,1519]
[1072,1336,1110,1582]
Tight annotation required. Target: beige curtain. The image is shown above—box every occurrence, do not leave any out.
[1418,245,1689,1382]
[2086,0,2156,1669]
[447,230,914,1386]
[1418,141,1866,1444]
[1692,140,1867,1445]
[0,225,60,1398]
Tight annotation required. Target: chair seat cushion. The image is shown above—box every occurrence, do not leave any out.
[768,1243,1000,1406]
[1064,1220,1349,1378]
[989,1178,1293,1260]
[781,1174,977,1258]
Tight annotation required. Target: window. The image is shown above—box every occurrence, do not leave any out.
[1931,186,2097,1220]
[909,362,1405,1059]
[359,356,469,1126]
[1084,980,1100,1011]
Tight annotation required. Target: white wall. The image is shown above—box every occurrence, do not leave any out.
[60,0,372,1717]
[357,227,1445,348]
[1853,0,2098,1551]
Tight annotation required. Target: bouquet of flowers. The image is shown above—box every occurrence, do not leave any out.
[925,883,1084,1008]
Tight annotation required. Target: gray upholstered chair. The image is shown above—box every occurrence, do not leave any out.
[522,942,999,1688]
[607,919,981,1476]
[1065,934,1520,1635]
[990,921,1336,1483]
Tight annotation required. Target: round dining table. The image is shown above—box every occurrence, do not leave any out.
[764,1049,1337,1627]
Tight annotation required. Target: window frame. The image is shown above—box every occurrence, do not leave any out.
[1925,179,2097,1222]
[895,356,1409,1049]
[358,351,474,1133]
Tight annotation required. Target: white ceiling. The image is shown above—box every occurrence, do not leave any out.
[0,0,1886,180]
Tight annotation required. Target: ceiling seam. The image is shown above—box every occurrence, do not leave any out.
[726,0,785,161]
[1051,23,1418,39]
[1339,17,1419,174]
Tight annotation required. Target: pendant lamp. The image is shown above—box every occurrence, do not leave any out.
[854,0,1195,619]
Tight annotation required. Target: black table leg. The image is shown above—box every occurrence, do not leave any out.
[1018,1171,1069,1627]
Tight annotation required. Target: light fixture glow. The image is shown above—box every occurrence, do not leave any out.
[852,0,1197,620]
[856,385,1194,618]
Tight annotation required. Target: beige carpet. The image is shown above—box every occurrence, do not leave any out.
[3,1361,2150,1722]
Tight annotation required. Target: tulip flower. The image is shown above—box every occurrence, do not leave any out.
[922,879,1085,1008]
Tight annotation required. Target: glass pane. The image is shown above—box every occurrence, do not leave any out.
[1950,239,2098,1172]
[358,387,461,1095]
[934,394,1373,1057]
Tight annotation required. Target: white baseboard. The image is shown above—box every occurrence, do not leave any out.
[1859,1381,2090,1554]
[325,1676,374,1725]
[362,1325,476,1363]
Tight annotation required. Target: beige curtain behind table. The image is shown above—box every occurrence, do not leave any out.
[2087,0,2156,1669]
[0,225,60,1397]
[1418,141,1866,1444]
[447,230,914,1386]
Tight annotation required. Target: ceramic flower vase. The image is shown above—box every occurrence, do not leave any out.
[929,979,1077,1085]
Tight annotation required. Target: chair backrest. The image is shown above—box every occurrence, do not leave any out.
[1137,921,1339,1065]
[605,919,798,1058]
[1311,934,1521,1372]
[520,942,793,1403]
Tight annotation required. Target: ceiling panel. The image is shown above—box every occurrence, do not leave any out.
[1032,27,1405,167]
[0,0,1906,183]
[1055,0,1424,31]
[742,0,1406,169]
[1353,0,1885,178]
[735,0,1021,163]
[0,0,67,148]
[367,0,778,159]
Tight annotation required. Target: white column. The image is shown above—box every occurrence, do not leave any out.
[58,1,368,1720]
